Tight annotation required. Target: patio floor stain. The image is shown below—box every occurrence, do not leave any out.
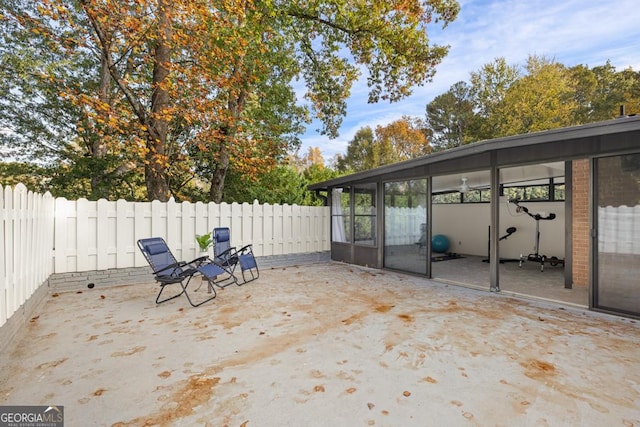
[0,262,639,426]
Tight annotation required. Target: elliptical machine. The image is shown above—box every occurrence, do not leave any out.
[511,199,557,272]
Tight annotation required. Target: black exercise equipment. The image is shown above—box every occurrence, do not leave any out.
[432,252,463,262]
[511,199,563,272]
[482,226,518,263]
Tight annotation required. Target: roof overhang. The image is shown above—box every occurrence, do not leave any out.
[309,116,640,191]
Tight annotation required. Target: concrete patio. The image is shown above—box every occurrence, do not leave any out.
[1,262,639,426]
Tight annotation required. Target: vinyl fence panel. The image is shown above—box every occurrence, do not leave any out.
[51,197,330,274]
[0,184,54,325]
[599,205,640,255]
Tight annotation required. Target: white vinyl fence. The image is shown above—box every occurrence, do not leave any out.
[1,183,330,329]
[598,205,640,254]
[53,197,330,273]
[384,206,427,245]
[1,184,55,326]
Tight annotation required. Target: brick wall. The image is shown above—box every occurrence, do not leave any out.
[572,159,590,287]
[571,156,640,288]
[0,278,50,359]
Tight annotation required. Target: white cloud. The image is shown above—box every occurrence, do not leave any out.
[299,0,640,159]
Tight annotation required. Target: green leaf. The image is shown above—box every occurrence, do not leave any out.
[195,233,213,251]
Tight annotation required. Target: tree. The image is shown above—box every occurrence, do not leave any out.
[469,57,520,140]
[568,64,598,124]
[222,158,339,206]
[618,67,640,116]
[288,146,326,172]
[491,55,578,136]
[0,162,50,194]
[0,0,142,200]
[1,0,460,202]
[336,117,430,172]
[375,116,430,159]
[223,164,307,205]
[287,0,459,137]
[589,62,640,120]
[302,162,340,205]
[425,81,475,150]
[335,127,376,173]
[303,147,325,169]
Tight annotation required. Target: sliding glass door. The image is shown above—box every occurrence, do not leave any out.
[384,179,428,274]
[595,154,640,317]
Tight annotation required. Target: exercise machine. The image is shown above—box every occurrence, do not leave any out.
[482,226,518,263]
[511,199,563,272]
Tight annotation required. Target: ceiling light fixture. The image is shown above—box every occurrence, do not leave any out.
[459,177,469,193]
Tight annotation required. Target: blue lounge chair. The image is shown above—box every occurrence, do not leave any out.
[213,227,259,285]
[137,237,236,307]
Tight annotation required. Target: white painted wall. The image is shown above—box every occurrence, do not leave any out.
[432,201,565,260]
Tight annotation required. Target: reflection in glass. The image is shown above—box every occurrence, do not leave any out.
[384,179,428,274]
[354,183,377,245]
[596,154,640,316]
[331,188,350,243]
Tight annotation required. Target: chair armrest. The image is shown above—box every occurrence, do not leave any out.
[154,261,187,275]
[237,244,253,254]
[186,255,210,266]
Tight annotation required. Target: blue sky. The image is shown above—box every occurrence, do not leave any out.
[298,0,640,163]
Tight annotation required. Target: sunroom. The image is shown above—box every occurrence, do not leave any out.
[309,116,640,319]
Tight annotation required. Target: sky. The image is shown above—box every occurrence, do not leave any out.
[298,0,640,163]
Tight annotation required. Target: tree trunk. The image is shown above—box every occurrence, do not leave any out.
[209,148,229,203]
[146,0,172,202]
[145,133,170,201]
[208,87,246,203]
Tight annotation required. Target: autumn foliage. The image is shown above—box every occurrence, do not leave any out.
[1,0,459,201]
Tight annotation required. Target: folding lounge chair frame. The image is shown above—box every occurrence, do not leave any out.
[236,243,259,284]
[211,228,241,287]
[137,237,236,307]
[213,227,259,285]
